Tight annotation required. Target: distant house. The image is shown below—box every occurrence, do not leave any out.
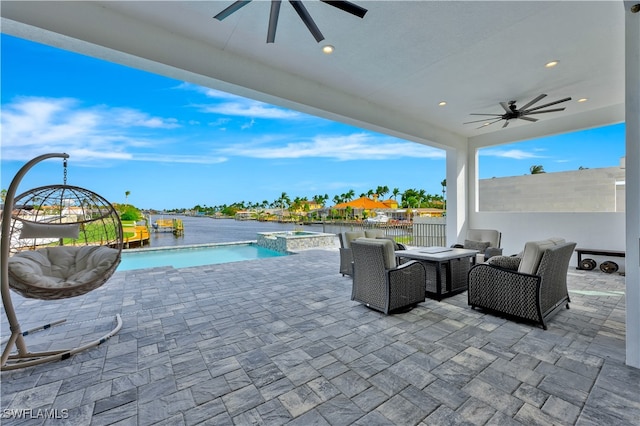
[234,210,254,220]
[332,196,391,219]
[291,200,323,214]
[382,198,399,209]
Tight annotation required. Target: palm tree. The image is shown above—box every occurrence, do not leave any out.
[392,187,401,200]
[276,192,291,220]
[418,189,427,207]
[125,190,131,203]
[345,189,355,201]
[530,165,546,174]
[376,185,389,199]
[313,194,328,207]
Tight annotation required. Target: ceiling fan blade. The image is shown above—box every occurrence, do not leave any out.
[502,120,510,128]
[469,113,503,116]
[462,118,502,125]
[474,118,503,129]
[289,0,324,42]
[320,1,368,18]
[499,102,511,113]
[526,97,572,113]
[467,118,503,128]
[518,94,547,111]
[267,0,282,43]
[520,116,538,122]
[526,107,566,115]
[214,0,252,20]
[465,118,494,124]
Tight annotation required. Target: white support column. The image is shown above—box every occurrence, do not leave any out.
[445,144,469,246]
[625,1,640,369]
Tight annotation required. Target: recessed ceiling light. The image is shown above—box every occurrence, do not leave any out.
[322,45,334,54]
[438,101,447,106]
[545,60,559,68]
[578,98,588,102]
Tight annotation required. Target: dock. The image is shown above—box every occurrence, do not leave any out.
[123,224,151,248]
[152,218,184,236]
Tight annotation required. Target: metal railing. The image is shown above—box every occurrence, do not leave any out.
[322,220,446,247]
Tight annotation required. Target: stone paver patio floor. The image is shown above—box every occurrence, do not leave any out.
[1,247,639,425]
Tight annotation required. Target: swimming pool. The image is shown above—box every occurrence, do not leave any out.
[117,243,288,271]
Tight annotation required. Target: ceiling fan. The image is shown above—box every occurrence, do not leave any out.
[464,94,572,129]
[214,0,368,43]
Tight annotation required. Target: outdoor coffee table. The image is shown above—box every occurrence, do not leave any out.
[396,247,478,300]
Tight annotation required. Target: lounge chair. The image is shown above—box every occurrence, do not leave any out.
[338,231,365,276]
[453,228,502,262]
[339,230,406,276]
[351,238,425,314]
[468,238,576,329]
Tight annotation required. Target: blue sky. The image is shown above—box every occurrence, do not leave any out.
[1,34,625,210]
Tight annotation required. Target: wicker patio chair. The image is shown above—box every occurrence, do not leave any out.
[351,238,425,314]
[339,231,365,276]
[452,228,503,262]
[468,239,576,329]
[339,231,406,276]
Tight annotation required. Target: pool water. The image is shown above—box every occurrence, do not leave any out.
[117,243,287,271]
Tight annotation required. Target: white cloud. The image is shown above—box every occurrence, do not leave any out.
[108,108,180,129]
[178,81,303,120]
[241,118,256,130]
[0,96,223,164]
[199,101,302,120]
[480,148,545,160]
[215,133,445,161]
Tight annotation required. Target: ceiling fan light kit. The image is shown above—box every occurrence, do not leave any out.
[214,0,368,44]
[464,94,572,129]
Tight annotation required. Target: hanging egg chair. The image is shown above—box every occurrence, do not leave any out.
[1,153,123,370]
[7,184,123,299]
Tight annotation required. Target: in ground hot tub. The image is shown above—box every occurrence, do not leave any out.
[256,231,337,253]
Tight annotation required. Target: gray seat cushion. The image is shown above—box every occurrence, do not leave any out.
[464,239,491,253]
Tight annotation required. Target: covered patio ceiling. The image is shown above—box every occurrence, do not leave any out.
[0,1,626,149]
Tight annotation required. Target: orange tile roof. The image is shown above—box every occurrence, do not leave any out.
[333,196,390,210]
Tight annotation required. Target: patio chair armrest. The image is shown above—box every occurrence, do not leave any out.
[387,260,426,311]
[468,264,542,322]
[390,259,426,276]
[339,247,354,276]
[484,247,503,259]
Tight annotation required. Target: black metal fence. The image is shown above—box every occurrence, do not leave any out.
[322,220,446,247]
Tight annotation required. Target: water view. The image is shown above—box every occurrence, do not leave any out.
[143,216,324,248]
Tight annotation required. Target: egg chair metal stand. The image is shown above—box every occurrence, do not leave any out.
[1,153,123,371]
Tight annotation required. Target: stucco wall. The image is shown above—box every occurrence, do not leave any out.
[470,211,626,272]
[479,166,625,212]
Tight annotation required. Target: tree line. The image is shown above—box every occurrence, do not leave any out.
[174,183,448,217]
